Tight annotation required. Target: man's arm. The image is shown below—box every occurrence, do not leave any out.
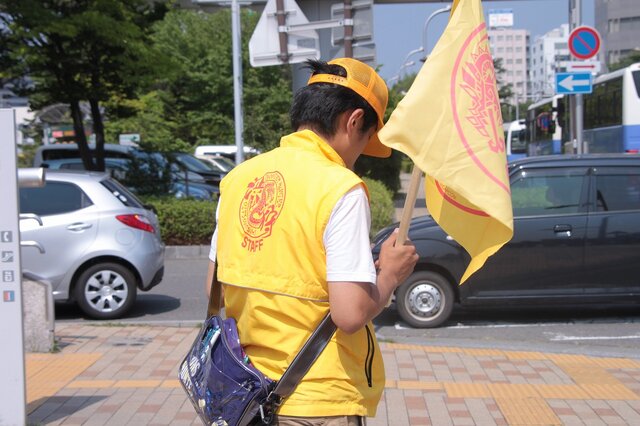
[329,229,418,334]
[204,259,225,305]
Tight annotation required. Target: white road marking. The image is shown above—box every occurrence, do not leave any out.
[548,334,640,341]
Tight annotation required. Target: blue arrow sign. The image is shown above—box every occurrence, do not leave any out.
[556,72,593,95]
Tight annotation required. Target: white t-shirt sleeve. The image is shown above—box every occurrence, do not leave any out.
[324,185,377,284]
[208,187,377,285]
[208,200,221,262]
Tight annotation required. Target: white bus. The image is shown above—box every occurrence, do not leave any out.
[526,95,567,156]
[503,119,527,162]
[583,62,640,153]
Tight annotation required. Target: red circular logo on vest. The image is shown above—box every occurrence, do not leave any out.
[450,22,509,196]
[239,171,286,251]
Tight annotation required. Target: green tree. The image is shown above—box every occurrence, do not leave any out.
[493,58,515,121]
[354,72,417,195]
[0,0,167,170]
[107,9,292,154]
[609,50,640,71]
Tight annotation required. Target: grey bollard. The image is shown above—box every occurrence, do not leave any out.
[21,273,55,353]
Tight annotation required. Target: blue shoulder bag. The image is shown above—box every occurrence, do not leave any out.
[179,265,336,426]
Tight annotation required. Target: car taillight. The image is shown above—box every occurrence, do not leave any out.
[116,214,155,233]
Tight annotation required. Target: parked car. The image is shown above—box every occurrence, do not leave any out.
[39,152,219,201]
[372,154,640,328]
[19,169,165,319]
[194,145,261,163]
[195,154,236,173]
[163,152,226,186]
[34,143,135,166]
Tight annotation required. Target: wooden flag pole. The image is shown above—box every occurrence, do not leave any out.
[385,164,423,308]
[397,164,424,244]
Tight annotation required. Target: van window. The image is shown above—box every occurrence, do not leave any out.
[595,168,640,212]
[510,168,587,216]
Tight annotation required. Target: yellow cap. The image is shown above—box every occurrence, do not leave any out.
[307,58,390,158]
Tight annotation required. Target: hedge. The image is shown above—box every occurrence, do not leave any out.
[140,196,217,245]
[141,177,394,245]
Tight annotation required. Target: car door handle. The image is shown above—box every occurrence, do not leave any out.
[553,224,572,237]
[67,223,93,232]
[20,240,45,254]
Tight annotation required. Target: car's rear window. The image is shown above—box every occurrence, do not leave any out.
[20,181,93,216]
[100,178,144,209]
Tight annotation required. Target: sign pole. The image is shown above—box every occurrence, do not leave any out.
[0,108,27,425]
[573,0,583,153]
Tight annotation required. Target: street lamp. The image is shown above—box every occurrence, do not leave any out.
[422,4,452,62]
[388,60,416,86]
[193,0,249,164]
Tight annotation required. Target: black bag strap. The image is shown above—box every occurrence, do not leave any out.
[269,312,336,400]
[207,259,337,418]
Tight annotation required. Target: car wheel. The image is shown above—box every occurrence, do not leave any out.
[396,271,455,328]
[74,262,137,320]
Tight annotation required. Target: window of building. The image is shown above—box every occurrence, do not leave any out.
[620,16,640,32]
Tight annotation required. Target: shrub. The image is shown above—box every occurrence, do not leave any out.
[141,177,394,245]
[364,177,395,238]
[355,150,403,195]
[141,196,217,245]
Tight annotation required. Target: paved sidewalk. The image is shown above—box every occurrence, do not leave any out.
[26,323,640,425]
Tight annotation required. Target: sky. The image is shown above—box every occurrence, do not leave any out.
[373,0,595,81]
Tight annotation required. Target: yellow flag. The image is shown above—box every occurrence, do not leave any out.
[378,0,513,284]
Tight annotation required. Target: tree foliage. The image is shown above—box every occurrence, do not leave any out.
[106,9,293,154]
[0,0,167,170]
[609,51,640,71]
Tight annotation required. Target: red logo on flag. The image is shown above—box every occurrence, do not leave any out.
[451,22,509,194]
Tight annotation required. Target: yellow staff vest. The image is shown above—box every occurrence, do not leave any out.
[216,130,384,416]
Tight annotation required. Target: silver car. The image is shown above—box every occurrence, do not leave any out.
[19,169,165,319]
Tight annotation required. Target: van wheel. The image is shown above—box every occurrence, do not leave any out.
[74,263,137,320]
[396,271,454,328]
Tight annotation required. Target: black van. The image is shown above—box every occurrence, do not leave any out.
[372,154,640,328]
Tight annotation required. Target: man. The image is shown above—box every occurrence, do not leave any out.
[206,58,418,425]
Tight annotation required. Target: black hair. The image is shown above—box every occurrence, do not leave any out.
[289,59,378,139]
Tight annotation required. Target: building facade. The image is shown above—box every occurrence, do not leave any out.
[529,24,571,99]
[595,0,640,69]
[487,28,529,102]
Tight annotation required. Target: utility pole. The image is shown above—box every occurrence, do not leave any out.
[231,0,245,164]
[569,0,584,154]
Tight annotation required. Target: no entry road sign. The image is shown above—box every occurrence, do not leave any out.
[568,26,601,60]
